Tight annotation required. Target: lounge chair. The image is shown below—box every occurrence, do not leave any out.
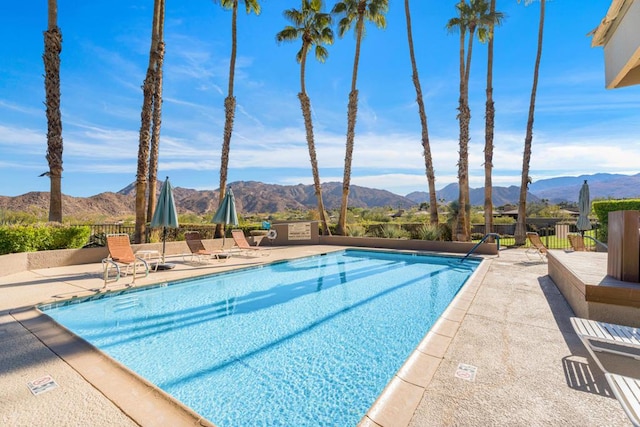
[184,231,228,263]
[567,233,589,251]
[103,233,149,287]
[525,232,548,260]
[231,229,271,256]
[605,373,640,427]
[570,317,640,374]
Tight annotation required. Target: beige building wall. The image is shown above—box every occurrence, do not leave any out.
[592,0,640,88]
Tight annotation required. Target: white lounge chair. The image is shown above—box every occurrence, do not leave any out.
[605,373,640,427]
[570,317,640,373]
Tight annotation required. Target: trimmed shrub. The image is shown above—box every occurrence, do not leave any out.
[592,199,640,241]
[0,224,91,255]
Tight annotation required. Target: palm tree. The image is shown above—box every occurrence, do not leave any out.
[404,0,437,226]
[214,0,261,238]
[134,0,164,243]
[276,0,333,236]
[446,0,499,241]
[43,0,63,223]
[515,0,545,246]
[483,0,503,240]
[147,0,166,223]
[332,0,389,236]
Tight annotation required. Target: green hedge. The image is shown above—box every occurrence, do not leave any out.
[591,199,640,241]
[0,224,91,255]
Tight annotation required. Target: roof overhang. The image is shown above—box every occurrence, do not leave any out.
[590,0,640,89]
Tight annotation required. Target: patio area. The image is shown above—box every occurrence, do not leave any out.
[0,246,635,426]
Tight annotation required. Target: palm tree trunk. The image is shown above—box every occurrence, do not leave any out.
[455,23,468,241]
[405,0,438,226]
[147,0,165,222]
[337,12,365,236]
[134,0,161,243]
[44,0,63,223]
[298,43,331,236]
[216,1,239,238]
[484,0,496,241]
[299,93,331,235]
[515,0,545,245]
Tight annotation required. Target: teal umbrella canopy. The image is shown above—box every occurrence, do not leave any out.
[151,177,179,265]
[576,180,591,232]
[212,188,239,227]
[151,177,179,229]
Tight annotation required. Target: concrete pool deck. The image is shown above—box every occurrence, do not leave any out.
[0,246,635,426]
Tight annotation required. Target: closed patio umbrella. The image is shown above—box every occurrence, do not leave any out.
[576,180,591,235]
[150,176,179,267]
[212,187,239,248]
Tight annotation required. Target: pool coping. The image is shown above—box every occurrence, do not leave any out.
[11,249,492,427]
[360,255,491,427]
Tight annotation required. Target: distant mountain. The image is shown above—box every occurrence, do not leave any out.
[530,173,640,203]
[406,184,540,207]
[1,173,638,221]
[0,181,415,221]
[406,173,640,206]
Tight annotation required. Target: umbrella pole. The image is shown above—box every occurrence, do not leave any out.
[222,224,226,249]
[162,226,167,263]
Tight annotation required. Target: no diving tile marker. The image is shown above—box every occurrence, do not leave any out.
[27,374,58,396]
[455,363,477,382]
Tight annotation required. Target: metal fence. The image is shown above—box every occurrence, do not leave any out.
[82,219,603,250]
[471,219,602,250]
[82,223,226,247]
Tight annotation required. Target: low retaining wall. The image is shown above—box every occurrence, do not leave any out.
[0,240,231,278]
[548,250,640,327]
[319,236,498,255]
[0,235,497,278]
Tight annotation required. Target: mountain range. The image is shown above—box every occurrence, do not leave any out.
[0,173,638,220]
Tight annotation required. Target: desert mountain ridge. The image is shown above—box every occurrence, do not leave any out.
[0,173,638,220]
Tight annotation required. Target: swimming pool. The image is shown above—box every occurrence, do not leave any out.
[42,249,480,426]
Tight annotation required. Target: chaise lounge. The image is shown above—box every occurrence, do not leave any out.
[571,317,640,426]
[103,233,149,287]
[231,229,271,257]
[605,373,640,427]
[525,232,548,260]
[184,231,228,262]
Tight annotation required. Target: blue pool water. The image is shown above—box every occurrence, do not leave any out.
[43,250,479,426]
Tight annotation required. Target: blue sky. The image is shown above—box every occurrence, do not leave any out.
[1,1,638,198]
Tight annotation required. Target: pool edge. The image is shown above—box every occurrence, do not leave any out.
[10,307,215,427]
[360,256,492,427]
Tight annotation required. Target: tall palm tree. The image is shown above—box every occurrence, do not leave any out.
[43,0,63,223]
[483,0,503,240]
[214,0,261,238]
[515,0,545,245]
[332,0,389,236]
[134,0,164,243]
[404,0,437,226]
[276,0,333,236]
[147,0,166,223]
[446,0,499,241]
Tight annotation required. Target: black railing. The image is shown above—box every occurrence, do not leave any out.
[81,223,227,247]
[471,220,601,250]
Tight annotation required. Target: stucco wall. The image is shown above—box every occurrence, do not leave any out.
[319,236,498,256]
[603,0,640,87]
[0,232,496,277]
